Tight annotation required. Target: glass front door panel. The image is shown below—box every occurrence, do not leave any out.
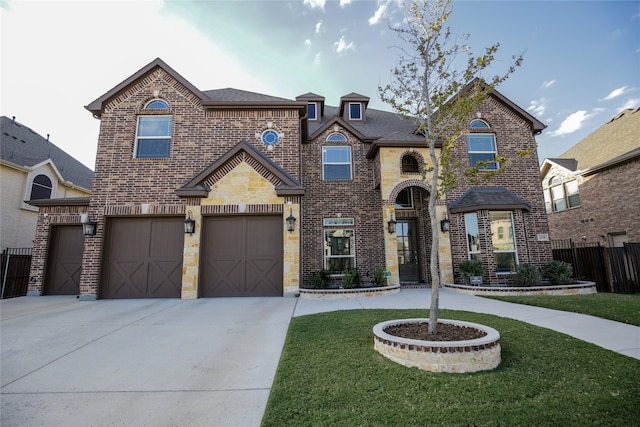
[397,220,419,281]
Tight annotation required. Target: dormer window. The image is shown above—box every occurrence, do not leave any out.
[30,174,53,200]
[349,103,362,120]
[308,102,318,120]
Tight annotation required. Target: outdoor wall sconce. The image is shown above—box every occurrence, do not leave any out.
[82,217,97,236]
[184,211,196,234]
[387,214,397,234]
[440,213,450,233]
[286,208,296,232]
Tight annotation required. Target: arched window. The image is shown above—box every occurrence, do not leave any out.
[401,155,419,173]
[136,99,172,158]
[145,99,169,109]
[467,119,497,170]
[326,133,347,142]
[470,119,490,129]
[30,174,52,200]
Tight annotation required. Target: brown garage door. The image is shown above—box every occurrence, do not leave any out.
[45,225,83,295]
[201,216,282,297]
[102,217,183,298]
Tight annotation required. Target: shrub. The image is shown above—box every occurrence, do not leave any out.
[342,268,360,289]
[459,259,484,284]
[372,268,387,287]
[515,263,541,286]
[309,270,330,289]
[542,260,573,285]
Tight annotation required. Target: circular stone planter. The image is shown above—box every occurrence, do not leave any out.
[299,284,400,299]
[373,318,501,373]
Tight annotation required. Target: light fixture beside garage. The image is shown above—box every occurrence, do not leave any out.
[440,213,450,233]
[82,217,97,236]
[286,208,296,232]
[184,211,196,234]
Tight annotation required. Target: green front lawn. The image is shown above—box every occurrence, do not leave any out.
[485,293,640,326]
[262,309,639,426]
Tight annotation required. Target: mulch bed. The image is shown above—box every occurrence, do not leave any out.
[384,322,487,341]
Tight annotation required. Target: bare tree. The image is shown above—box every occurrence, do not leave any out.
[379,0,523,334]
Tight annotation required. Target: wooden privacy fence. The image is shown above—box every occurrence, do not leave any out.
[1,248,32,299]
[551,240,640,293]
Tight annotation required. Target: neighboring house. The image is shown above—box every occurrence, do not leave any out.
[1,116,93,252]
[28,58,551,299]
[540,108,640,246]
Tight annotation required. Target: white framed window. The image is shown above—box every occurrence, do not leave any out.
[322,146,352,180]
[324,228,355,274]
[464,212,481,261]
[545,178,580,213]
[135,115,172,159]
[467,119,497,170]
[349,103,362,120]
[490,211,518,273]
[30,174,53,200]
[308,102,318,120]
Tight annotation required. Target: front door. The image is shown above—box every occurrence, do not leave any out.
[397,220,420,282]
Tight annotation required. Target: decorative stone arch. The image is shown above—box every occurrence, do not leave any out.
[386,179,431,205]
[399,150,425,175]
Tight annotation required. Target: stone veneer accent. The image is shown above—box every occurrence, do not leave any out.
[299,284,400,299]
[444,281,596,296]
[373,318,501,373]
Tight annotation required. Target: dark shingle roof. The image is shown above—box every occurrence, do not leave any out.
[0,116,93,190]
[547,158,578,172]
[202,88,294,103]
[449,187,532,213]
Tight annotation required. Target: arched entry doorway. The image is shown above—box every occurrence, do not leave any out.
[392,184,432,284]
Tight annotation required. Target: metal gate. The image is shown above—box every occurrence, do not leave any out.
[1,248,32,299]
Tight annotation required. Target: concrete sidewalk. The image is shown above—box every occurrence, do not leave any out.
[294,287,640,359]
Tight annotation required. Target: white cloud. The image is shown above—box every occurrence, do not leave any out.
[339,0,352,7]
[303,0,325,11]
[527,98,546,117]
[600,86,632,101]
[314,52,322,66]
[619,98,640,111]
[305,39,312,47]
[540,80,555,89]
[315,20,323,33]
[333,35,355,54]
[369,2,388,25]
[549,109,603,137]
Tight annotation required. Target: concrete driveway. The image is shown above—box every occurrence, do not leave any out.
[1,296,297,427]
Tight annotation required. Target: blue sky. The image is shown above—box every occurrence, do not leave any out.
[1,0,638,170]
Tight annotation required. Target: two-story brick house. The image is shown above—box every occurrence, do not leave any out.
[28,58,552,299]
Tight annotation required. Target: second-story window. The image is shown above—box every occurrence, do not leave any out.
[30,174,53,200]
[467,119,498,170]
[322,146,352,180]
[135,99,172,159]
[308,102,318,120]
[544,177,581,213]
[349,103,362,120]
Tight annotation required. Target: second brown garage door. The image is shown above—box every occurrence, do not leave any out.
[101,217,183,298]
[201,216,283,297]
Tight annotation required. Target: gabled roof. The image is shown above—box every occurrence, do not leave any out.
[0,116,93,190]
[557,108,640,171]
[458,79,546,135]
[176,140,304,198]
[449,187,531,213]
[202,88,305,111]
[86,58,207,117]
[539,157,579,177]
